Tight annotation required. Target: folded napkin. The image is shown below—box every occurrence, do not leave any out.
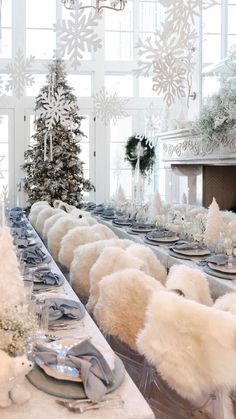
[34,339,114,402]
[10,220,28,228]
[171,241,207,251]
[22,247,46,265]
[102,208,115,216]
[33,268,63,286]
[205,254,229,266]
[147,229,175,239]
[47,297,84,322]
[113,217,134,225]
[14,237,30,249]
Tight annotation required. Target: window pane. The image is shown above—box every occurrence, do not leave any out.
[139,76,157,97]
[105,75,133,96]
[67,75,92,97]
[202,76,221,98]
[0,74,12,96]
[26,74,47,96]
[0,116,9,141]
[110,169,132,197]
[80,116,89,141]
[0,144,8,170]
[110,116,132,141]
[110,143,130,170]
[105,32,133,60]
[26,29,55,59]
[228,35,236,52]
[228,5,236,34]
[202,5,221,33]
[105,1,133,31]
[139,1,162,33]
[80,143,89,170]
[26,0,56,28]
[2,0,12,27]
[0,29,12,58]
[202,34,221,64]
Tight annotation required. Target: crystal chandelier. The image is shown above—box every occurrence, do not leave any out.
[61,0,127,12]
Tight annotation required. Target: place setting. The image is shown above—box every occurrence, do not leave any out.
[20,246,52,267]
[144,228,179,246]
[169,240,211,260]
[200,254,236,280]
[127,221,156,235]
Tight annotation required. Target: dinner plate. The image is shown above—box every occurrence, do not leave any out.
[208,262,236,275]
[28,354,125,399]
[203,265,236,281]
[130,227,155,233]
[145,235,179,243]
[112,219,133,227]
[172,247,211,257]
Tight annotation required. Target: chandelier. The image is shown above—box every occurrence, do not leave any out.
[61,0,127,12]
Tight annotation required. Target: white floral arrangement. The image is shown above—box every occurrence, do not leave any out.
[0,303,36,357]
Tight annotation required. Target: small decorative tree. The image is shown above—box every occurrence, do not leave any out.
[23,59,93,207]
[204,197,224,247]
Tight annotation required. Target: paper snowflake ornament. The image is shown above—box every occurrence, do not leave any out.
[5,49,35,99]
[0,185,9,204]
[0,155,5,180]
[54,3,102,70]
[38,87,74,130]
[94,86,129,125]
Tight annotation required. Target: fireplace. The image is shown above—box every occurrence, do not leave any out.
[158,129,236,210]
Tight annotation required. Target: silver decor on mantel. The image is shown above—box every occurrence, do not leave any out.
[61,0,127,12]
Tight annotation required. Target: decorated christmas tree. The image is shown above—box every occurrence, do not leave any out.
[23,59,93,207]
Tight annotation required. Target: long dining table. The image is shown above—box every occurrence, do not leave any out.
[97,217,236,300]
[2,218,155,419]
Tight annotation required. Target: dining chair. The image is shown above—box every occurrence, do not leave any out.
[214,292,236,315]
[29,203,49,227]
[166,265,213,306]
[42,212,66,243]
[70,238,132,301]
[58,224,117,270]
[35,207,62,237]
[137,290,236,418]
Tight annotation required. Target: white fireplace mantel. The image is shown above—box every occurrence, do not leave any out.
[158,128,236,165]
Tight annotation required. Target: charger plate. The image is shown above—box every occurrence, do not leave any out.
[145,235,179,243]
[169,249,193,260]
[27,355,125,399]
[208,262,236,275]
[112,219,133,227]
[172,248,210,257]
[203,265,236,281]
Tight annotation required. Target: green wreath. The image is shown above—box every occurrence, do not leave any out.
[124,135,155,175]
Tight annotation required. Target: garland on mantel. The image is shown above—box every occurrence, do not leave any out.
[124,135,155,175]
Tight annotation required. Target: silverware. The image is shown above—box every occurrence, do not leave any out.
[56,395,124,413]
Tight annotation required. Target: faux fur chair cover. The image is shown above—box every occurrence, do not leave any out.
[47,216,90,261]
[126,244,167,285]
[29,204,50,227]
[87,247,149,313]
[58,224,117,269]
[70,238,133,299]
[35,208,62,237]
[137,290,236,407]
[214,292,236,315]
[166,265,213,306]
[42,212,66,243]
[94,268,164,350]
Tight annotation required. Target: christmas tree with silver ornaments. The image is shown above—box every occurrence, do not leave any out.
[23,58,93,207]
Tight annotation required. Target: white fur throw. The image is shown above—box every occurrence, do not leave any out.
[47,216,90,261]
[126,244,167,284]
[35,208,61,237]
[137,290,236,405]
[70,208,94,218]
[166,265,213,306]
[70,238,133,299]
[58,224,117,269]
[42,212,66,243]
[29,204,49,227]
[94,268,164,350]
[87,247,148,313]
[31,201,49,209]
[214,292,236,315]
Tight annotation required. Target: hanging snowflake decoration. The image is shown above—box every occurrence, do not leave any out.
[159,0,218,32]
[0,155,5,180]
[38,87,74,130]
[5,49,35,99]
[0,185,9,203]
[144,102,162,145]
[94,86,129,125]
[54,3,102,70]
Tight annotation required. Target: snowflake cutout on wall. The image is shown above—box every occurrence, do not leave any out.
[0,155,5,180]
[54,3,102,70]
[38,87,74,130]
[94,86,129,125]
[5,49,35,99]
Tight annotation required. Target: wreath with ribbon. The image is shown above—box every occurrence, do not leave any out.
[124,135,155,175]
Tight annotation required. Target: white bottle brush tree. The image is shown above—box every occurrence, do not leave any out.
[23,58,93,207]
[204,197,224,248]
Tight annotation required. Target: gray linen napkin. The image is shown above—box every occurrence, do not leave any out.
[34,339,114,402]
[147,229,175,239]
[12,227,32,238]
[34,268,63,286]
[47,297,84,322]
[206,254,229,265]
[22,247,46,265]
[171,241,207,250]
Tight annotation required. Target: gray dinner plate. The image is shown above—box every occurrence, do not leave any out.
[203,265,236,281]
[27,355,125,399]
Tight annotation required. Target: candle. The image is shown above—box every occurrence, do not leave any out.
[186,187,190,213]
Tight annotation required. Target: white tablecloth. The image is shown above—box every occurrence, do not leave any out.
[1,222,154,419]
